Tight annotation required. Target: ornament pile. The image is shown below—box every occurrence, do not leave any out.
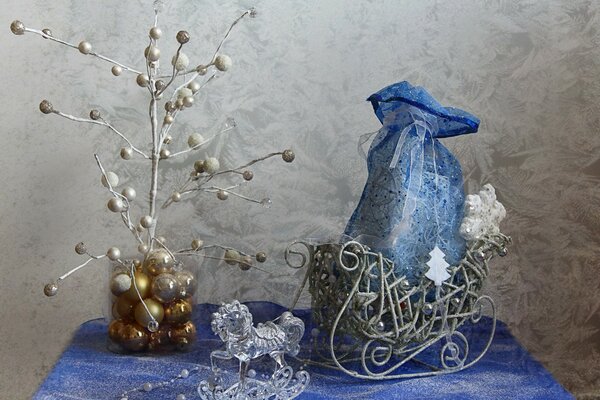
[108,250,197,352]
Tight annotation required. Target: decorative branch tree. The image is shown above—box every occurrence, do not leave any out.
[11,2,294,351]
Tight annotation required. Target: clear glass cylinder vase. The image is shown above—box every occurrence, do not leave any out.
[106,249,198,353]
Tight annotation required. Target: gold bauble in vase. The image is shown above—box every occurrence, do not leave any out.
[134,298,164,329]
[144,249,174,276]
[123,271,151,302]
[164,298,193,325]
[119,322,150,352]
[170,321,196,351]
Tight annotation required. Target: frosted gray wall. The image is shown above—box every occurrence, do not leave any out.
[1,0,599,398]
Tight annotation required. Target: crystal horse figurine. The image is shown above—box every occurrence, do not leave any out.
[198,301,309,400]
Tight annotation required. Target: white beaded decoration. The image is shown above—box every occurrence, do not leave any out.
[172,52,189,71]
[214,54,232,71]
[187,132,205,148]
[459,184,506,241]
[204,157,220,174]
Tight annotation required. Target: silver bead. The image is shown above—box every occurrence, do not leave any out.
[171,192,182,202]
[149,26,162,40]
[145,45,160,61]
[193,160,205,173]
[142,383,153,392]
[163,134,173,144]
[239,256,253,271]
[39,100,53,114]
[155,80,166,92]
[136,73,149,87]
[422,303,434,315]
[121,187,136,201]
[151,273,178,303]
[44,282,58,297]
[282,149,295,163]
[180,369,190,378]
[164,115,174,124]
[176,30,190,44]
[400,279,411,290]
[498,247,508,257]
[10,20,25,35]
[107,197,124,213]
[260,198,272,208]
[75,242,87,255]
[159,148,170,159]
[78,41,92,54]
[138,243,149,254]
[106,247,121,261]
[474,251,486,262]
[41,28,52,38]
[196,65,208,75]
[376,321,385,331]
[191,239,203,250]
[187,81,201,93]
[140,215,154,228]
[224,249,240,265]
[89,109,101,120]
[164,101,175,112]
[255,252,267,263]
[120,147,133,160]
[182,96,194,107]
[450,297,461,308]
[217,190,228,200]
[111,65,122,76]
[242,170,253,181]
[214,54,232,71]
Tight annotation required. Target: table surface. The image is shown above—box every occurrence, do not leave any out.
[34,302,573,400]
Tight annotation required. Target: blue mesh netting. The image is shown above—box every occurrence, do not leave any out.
[344,81,479,284]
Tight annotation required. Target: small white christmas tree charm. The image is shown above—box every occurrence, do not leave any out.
[425,246,450,287]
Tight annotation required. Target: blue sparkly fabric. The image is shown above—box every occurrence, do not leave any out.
[33,303,573,399]
[344,81,479,283]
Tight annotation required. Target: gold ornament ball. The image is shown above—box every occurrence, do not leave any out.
[144,249,174,276]
[136,73,149,87]
[164,298,193,324]
[242,170,253,181]
[123,271,151,301]
[74,241,87,255]
[148,324,171,350]
[44,282,58,297]
[119,322,149,352]
[134,298,165,328]
[111,65,122,76]
[115,295,135,319]
[170,321,196,351]
[149,26,162,40]
[108,319,127,343]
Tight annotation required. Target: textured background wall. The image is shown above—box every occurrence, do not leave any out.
[1,0,599,398]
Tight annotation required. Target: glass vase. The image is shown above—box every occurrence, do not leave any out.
[106,249,198,353]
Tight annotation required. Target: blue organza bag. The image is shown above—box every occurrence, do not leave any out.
[344,81,479,284]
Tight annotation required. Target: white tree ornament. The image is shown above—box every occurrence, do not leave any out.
[425,246,451,287]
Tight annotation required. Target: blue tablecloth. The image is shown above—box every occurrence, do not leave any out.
[34,302,573,399]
